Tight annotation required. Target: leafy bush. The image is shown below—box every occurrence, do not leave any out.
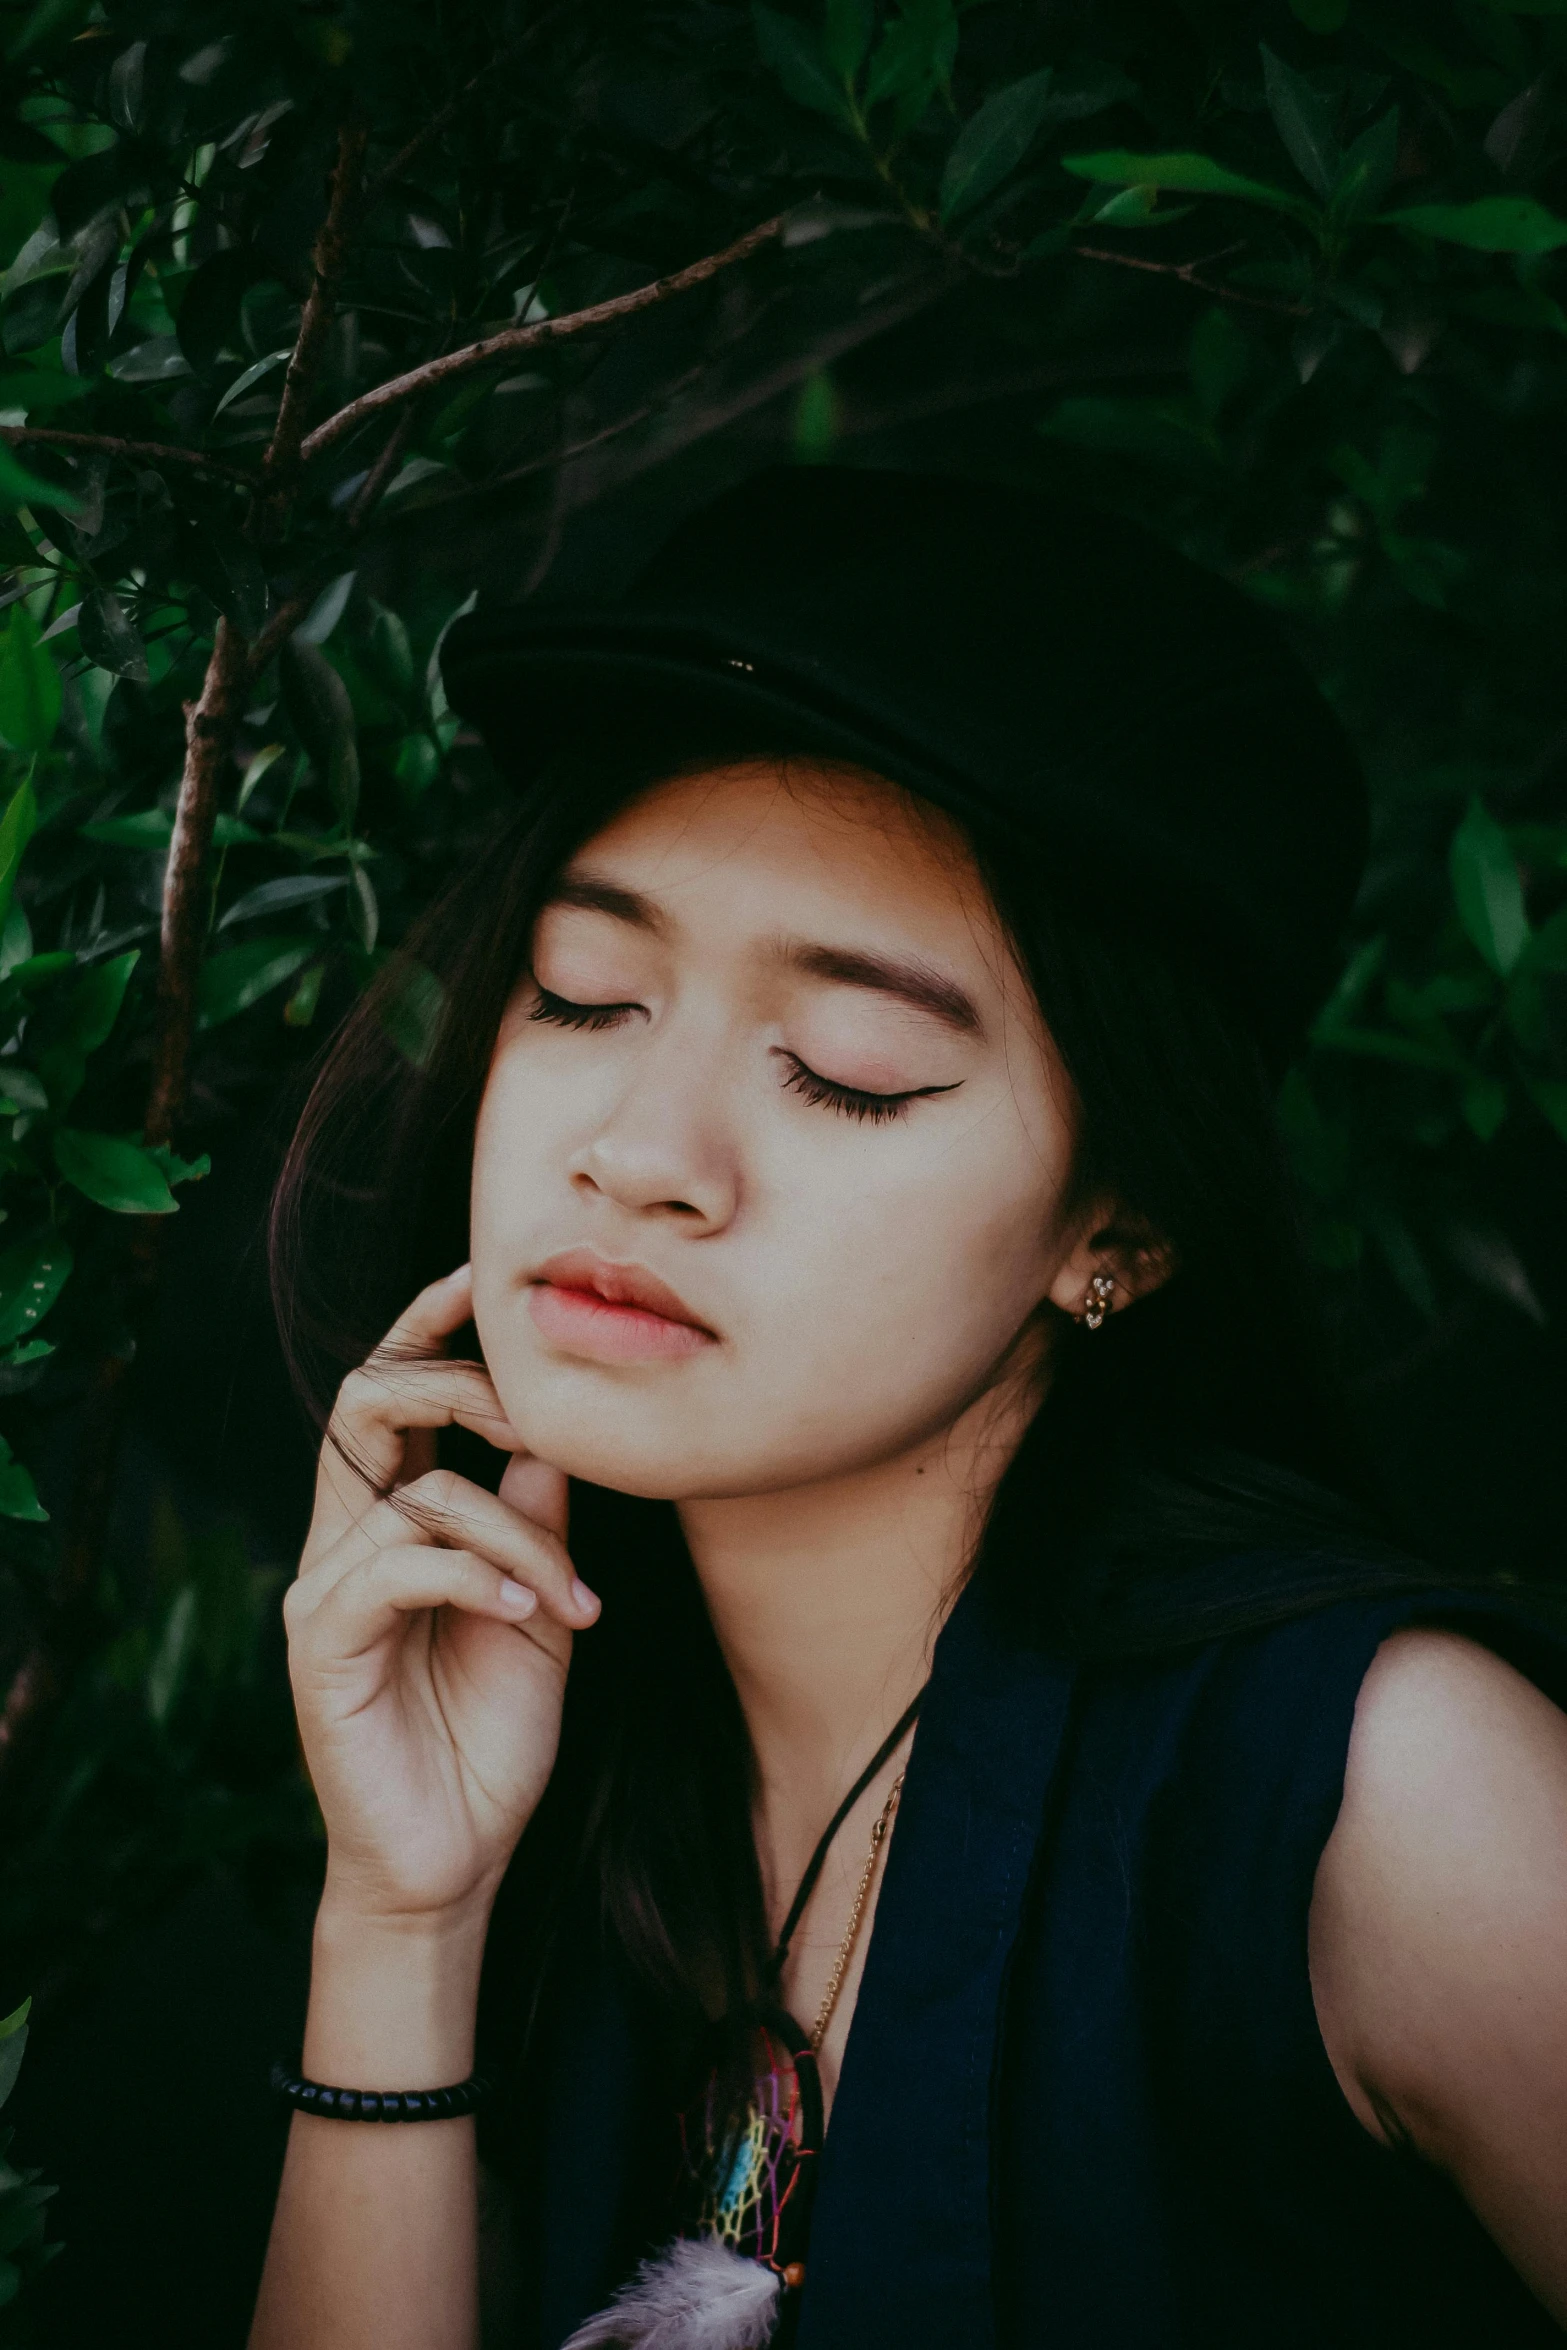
[0,1998,57,2327]
[0,0,1565,2064]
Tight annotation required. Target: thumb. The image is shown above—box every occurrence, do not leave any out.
[498,1450,570,1543]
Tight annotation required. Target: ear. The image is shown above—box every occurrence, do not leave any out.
[1044,1205,1175,1328]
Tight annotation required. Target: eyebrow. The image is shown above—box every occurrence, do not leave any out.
[547,872,667,932]
[545,868,984,1036]
[781,942,983,1035]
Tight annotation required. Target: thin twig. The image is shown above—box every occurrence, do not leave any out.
[1071,243,1309,318]
[242,411,415,676]
[346,406,415,533]
[257,118,369,536]
[298,211,787,466]
[244,591,312,679]
[0,424,257,487]
[366,4,571,196]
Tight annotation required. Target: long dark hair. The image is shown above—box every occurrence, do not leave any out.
[270,725,1437,2059]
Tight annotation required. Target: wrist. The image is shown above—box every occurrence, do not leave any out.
[304,1898,492,2090]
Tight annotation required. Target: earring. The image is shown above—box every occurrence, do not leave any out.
[1078,1271,1115,1330]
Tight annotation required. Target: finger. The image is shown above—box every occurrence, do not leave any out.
[289,1543,557,1668]
[498,1452,570,1545]
[387,1262,475,1350]
[316,1357,524,1534]
[301,1470,597,1629]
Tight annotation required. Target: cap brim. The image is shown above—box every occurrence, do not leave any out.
[441,608,994,836]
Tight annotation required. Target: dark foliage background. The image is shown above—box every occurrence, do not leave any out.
[1,0,1566,2332]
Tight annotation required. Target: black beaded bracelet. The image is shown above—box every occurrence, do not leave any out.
[270,2059,490,2123]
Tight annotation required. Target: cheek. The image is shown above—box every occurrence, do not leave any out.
[752,1104,1066,1395]
[470,1043,569,1260]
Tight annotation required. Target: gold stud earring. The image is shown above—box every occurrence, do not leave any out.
[1078,1271,1115,1330]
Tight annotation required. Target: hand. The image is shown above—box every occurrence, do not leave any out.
[284,1265,597,1931]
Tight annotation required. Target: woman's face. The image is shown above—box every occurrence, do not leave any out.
[470,760,1094,1500]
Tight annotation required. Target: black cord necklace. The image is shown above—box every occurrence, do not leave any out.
[767,1683,928,1989]
[670,1684,929,2317]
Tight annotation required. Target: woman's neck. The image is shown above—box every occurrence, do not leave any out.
[676,1375,1036,1893]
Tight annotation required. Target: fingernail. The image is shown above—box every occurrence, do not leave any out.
[500,1579,537,1614]
[571,1579,599,1618]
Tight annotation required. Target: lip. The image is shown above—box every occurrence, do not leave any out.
[527,1248,717,1364]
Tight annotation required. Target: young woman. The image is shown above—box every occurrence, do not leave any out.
[250,471,1567,2350]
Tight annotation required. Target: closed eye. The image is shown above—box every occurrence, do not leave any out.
[527,985,642,1032]
[776,1050,960,1125]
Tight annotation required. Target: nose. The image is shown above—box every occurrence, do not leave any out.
[566,1029,738,1232]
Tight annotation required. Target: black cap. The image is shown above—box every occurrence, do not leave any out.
[441,467,1366,1061]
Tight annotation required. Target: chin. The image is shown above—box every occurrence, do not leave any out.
[496,1387,729,1501]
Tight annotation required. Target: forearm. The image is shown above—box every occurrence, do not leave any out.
[249,1899,491,2350]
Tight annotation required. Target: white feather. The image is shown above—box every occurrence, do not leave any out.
[561,2236,782,2350]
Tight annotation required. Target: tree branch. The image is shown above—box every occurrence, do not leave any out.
[298,211,787,467]
[0,425,257,487]
[1071,243,1309,318]
[256,118,369,537]
[143,617,250,1149]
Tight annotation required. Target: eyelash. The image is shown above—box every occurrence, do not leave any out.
[526,987,953,1125]
[528,986,635,1034]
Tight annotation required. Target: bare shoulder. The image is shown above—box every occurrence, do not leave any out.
[1309,1624,1567,2321]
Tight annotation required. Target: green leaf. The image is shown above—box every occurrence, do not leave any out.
[280,640,360,825]
[1522,904,1567,971]
[197,937,315,1029]
[62,949,137,1053]
[146,1144,210,1188]
[1461,1075,1509,1142]
[283,960,325,1028]
[393,734,439,799]
[940,69,1056,222]
[0,776,38,937]
[0,2001,30,2110]
[0,1065,47,1113]
[53,1128,178,1214]
[0,439,78,513]
[218,873,346,928]
[753,3,856,122]
[1061,149,1314,221]
[1385,195,1567,252]
[77,589,149,683]
[1260,45,1341,198]
[1367,1208,1438,1320]
[347,860,379,953]
[823,0,874,80]
[237,741,288,812]
[793,368,839,460]
[7,0,96,59]
[364,603,413,700]
[0,606,60,751]
[0,1436,46,1524]
[1450,798,1530,975]
[378,957,445,1070]
[1332,106,1399,222]
[0,1236,71,1349]
[1288,0,1348,27]
[1528,1077,1567,1146]
[146,1584,197,1726]
[80,810,262,852]
[866,0,958,124]
[211,346,290,419]
[295,570,357,648]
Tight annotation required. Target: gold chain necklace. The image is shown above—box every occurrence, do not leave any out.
[809,1768,906,2052]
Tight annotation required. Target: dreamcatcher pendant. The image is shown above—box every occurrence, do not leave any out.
[562,2008,820,2350]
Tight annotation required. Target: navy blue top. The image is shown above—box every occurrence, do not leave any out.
[494,1575,1567,2348]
